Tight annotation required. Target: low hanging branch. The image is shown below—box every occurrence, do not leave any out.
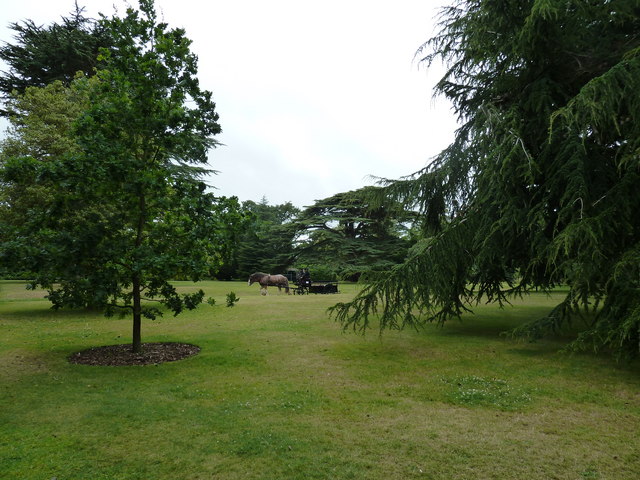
[329,0,640,360]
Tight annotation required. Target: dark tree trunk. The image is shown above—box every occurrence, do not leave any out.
[132,275,142,353]
[132,194,146,354]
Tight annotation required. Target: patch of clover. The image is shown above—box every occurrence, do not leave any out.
[442,375,533,411]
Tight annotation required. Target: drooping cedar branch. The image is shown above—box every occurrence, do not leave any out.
[331,0,640,360]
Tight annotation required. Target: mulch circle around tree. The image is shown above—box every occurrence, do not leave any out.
[68,342,201,366]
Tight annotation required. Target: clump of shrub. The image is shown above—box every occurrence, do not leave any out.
[206,292,239,308]
[226,291,239,307]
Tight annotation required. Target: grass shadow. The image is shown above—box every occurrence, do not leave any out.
[0,307,105,322]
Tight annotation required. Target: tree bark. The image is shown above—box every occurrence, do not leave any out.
[132,274,142,353]
[132,193,146,354]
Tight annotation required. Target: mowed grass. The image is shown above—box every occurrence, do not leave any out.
[1,280,639,480]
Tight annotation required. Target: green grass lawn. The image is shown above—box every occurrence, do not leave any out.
[1,280,639,479]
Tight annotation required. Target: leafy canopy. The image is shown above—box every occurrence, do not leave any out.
[233,198,300,279]
[330,0,640,359]
[0,0,238,352]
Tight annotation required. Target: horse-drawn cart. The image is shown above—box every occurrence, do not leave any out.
[248,269,338,295]
[286,269,339,295]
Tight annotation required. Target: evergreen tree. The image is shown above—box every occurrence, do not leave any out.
[293,187,414,281]
[330,0,640,359]
[0,4,110,105]
[235,198,299,279]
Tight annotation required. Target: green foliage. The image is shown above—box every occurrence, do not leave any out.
[330,0,640,359]
[219,188,415,282]
[205,195,249,280]
[1,77,90,159]
[0,0,238,352]
[234,198,300,279]
[0,78,96,275]
[225,291,239,307]
[293,187,415,281]
[0,4,110,104]
[298,264,337,282]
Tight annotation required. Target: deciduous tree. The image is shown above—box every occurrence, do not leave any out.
[234,198,299,279]
[0,0,236,353]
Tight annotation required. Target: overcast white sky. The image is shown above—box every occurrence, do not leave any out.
[1,0,458,208]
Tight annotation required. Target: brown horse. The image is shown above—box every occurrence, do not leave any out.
[248,272,290,295]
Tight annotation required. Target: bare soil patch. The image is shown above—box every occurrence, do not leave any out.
[68,342,200,366]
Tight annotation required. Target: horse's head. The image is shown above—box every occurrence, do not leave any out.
[248,272,266,286]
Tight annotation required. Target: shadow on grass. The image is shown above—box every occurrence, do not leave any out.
[436,322,514,339]
[0,307,105,322]
[505,345,566,357]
